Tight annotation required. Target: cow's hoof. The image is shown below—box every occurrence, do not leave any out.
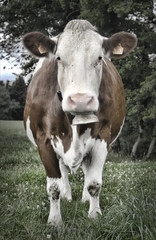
[47,217,63,227]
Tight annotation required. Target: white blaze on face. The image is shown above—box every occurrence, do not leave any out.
[56,28,104,113]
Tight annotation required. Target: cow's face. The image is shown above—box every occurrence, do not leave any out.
[23,20,137,123]
[56,28,104,116]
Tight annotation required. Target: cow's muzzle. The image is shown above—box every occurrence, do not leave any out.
[67,93,99,125]
[68,93,94,112]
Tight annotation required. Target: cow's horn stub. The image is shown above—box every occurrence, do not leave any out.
[72,113,99,125]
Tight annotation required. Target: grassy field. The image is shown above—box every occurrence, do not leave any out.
[0,120,156,240]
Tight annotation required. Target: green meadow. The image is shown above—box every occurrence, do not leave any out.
[0,120,156,240]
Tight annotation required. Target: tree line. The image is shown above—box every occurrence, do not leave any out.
[0,78,26,120]
[0,0,155,158]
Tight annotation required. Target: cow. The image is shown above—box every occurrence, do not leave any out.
[23,19,137,226]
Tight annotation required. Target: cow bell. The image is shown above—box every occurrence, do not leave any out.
[72,113,99,125]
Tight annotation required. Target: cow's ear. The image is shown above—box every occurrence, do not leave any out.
[23,32,56,57]
[103,32,137,59]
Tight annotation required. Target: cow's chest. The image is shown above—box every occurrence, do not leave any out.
[51,126,95,173]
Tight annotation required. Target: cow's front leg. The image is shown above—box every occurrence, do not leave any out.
[59,158,72,201]
[47,177,63,226]
[82,139,108,218]
[37,138,63,226]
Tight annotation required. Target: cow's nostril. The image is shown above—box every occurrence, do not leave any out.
[69,96,76,105]
[87,96,93,105]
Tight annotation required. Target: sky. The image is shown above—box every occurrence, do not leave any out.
[0,59,22,82]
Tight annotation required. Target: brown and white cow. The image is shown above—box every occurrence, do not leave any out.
[23,20,137,226]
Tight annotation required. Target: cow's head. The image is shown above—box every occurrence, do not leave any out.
[23,20,137,124]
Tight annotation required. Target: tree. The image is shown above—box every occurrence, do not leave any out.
[0,86,11,119]
[0,0,80,60]
[9,76,27,120]
[0,85,20,120]
[146,123,156,159]
[0,77,26,120]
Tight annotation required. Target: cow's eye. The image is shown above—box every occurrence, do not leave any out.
[56,56,61,61]
[98,56,102,61]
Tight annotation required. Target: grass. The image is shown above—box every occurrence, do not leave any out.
[0,120,156,240]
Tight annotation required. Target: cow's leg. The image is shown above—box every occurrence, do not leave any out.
[37,139,63,226]
[47,177,62,226]
[59,158,72,201]
[82,156,90,203]
[82,139,107,218]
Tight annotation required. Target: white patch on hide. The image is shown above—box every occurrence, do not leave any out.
[26,117,37,147]
[110,117,125,146]
[51,126,94,173]
[59,159,72,201]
